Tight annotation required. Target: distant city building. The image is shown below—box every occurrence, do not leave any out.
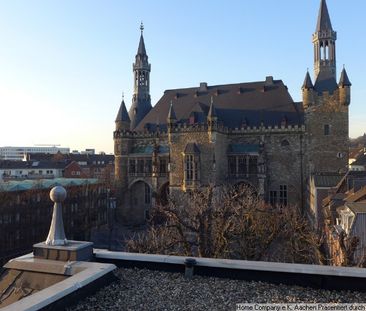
[323,171,366,265]
[114,0,352,224]
[0,146,70,161]
[0,178,108,265]
[349,153,366,172]
[1,153,115,183]
[0,160,89,181]
[81,149,96,155]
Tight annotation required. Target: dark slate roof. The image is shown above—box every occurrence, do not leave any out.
[339,68,352,87]
[228,144,260,154]
[115,100,131,123]
[135,80,303,131]
[137,34,146,55]
[314,70,338,94]
[313,173,343,188]
[302,71,314,89]
[0,160,68,170]
[316,0,333,32]
[184,143,200,154]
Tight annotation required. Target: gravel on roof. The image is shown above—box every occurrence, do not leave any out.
[67,268,366,311]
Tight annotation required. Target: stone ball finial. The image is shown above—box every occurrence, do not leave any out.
[50,186,67,203]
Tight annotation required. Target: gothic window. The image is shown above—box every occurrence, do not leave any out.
[159,158,167,174]
[228,156,236,175]
[269,190,277,206]
[279,185,288,206]
[145,159,152,175]
[249,156,258,175]
[144,183,151,204]
[238,156,246,175]
[184,143,200,187]
[185,155,194,181]
[137,159,144,174]
[129,159,136,175]
[324,124,330,136]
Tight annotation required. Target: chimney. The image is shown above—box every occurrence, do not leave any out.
[199,82,208,91]
[265,76,274,86]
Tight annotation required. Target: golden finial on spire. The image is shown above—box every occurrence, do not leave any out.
[122,91,124,101]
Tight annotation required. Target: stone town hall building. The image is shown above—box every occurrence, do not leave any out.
[114,0,351,224]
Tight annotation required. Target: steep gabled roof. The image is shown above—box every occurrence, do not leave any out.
[135,80,303,131]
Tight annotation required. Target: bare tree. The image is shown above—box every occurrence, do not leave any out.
[127,184,322,264]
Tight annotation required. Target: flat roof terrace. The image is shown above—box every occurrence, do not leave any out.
[67,267,366,311]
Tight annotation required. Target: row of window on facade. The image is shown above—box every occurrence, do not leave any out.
[228,156,258,177]
[128,158,168,176]
[269,185,288,206]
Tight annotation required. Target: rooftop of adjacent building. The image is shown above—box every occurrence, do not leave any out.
[0,178,99,192]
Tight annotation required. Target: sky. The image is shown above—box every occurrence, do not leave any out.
[0,0,365,154]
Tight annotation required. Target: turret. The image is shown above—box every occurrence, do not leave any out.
[167,101,177,127]
[302,71,314,109]
[338,67,351,106]
[207,96,218,143]
[115,94,131,131]
[207,96,218,126]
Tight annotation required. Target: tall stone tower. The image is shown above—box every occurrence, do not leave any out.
[303,0,351,174]
[128,23,152,130]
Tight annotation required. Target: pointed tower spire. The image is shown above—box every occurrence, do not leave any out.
[208,96,217,119]
[316,0,333,32]
[115,92,131,130]
[167,101,177,122]
[137,22,147,55]
[302,70,314,90]
[312,0,337,92]
[339,66,352,87]
[129,23,152,130]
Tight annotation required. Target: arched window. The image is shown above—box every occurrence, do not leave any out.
[281,139,290,147]
[183,143,200,188]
